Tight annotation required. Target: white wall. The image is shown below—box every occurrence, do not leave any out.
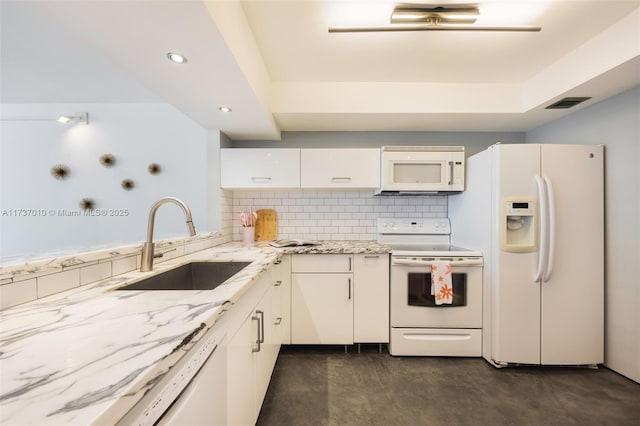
[527,86,640,383]
[0,103,209,264]
[225,131,525,156]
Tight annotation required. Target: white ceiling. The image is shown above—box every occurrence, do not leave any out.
[1,1,639,140]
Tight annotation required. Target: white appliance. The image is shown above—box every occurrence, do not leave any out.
[449,143,604,367]
[376,146,465,195]
[377,218,483,356]
[116,327,227,425]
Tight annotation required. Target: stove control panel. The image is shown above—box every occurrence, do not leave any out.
[377,218,450,235]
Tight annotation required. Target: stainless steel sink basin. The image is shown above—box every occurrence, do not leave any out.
[116,261,251,291]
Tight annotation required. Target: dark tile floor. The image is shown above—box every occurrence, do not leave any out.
[257,345,640,426]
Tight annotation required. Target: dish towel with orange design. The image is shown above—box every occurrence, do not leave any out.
[431,261,453,305]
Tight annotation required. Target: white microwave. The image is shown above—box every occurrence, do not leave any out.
[376,146,465,195]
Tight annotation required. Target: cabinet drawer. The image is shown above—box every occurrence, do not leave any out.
[389,328,481,356]
[291,254,353,273]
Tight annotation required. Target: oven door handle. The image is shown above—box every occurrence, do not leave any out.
[392,258,483,267]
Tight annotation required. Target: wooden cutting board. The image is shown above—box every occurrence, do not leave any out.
[255,209,278,241]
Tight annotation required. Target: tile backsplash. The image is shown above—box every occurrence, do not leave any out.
[232,190,447,241]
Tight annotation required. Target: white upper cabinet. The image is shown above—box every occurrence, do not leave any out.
[220,149,300,188]
[300,149,380,188]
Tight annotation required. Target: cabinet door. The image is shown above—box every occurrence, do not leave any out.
[254,288,277,418]
[354,254,390,343]
[291,273,354,344]
[227,278,280,426]
[300,149,380,188]
[226,313,256,426]
[220,148,300,188]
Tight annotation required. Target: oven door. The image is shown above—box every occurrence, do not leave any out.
[390,256,482,328]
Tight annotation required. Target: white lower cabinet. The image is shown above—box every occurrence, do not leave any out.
[254,288,278,415]
[354,254,389,343]
[226,311,255,426]
[226,269,280,426]
[290,254,390,345]
[292,272,354,344]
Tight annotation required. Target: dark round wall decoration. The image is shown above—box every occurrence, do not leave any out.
[99,154,116,167]
[148,163,161,175]
[121,179,135,191]
[50,164,70,180]
[79,198,95,211]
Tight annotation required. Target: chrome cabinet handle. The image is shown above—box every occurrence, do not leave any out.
[257,310,265,344]
[364,255,380,259]
[274,258,282,265]
[251,176,272,183]
[348,277,352,300]
[348,257,352,271]
[274,280,282,287]
[274,317,282,325]
[331,177,352,182]
[252,315,261,352]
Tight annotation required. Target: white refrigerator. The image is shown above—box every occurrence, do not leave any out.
[450,143,604,366]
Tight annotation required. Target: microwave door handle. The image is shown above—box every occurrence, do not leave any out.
[448,161,454,185]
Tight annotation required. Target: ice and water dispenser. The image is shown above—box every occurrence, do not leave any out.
[501,198,538,252]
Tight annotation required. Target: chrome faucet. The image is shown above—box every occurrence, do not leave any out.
[140,197,196,272]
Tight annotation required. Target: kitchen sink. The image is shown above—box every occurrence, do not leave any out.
[116,261,251,291]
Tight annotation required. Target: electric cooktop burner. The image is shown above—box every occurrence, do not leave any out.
[376,218,482,258]
[387,244,482,257]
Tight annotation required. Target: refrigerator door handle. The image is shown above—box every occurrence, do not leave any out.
[543,176,556,282]
[534,175,548,282]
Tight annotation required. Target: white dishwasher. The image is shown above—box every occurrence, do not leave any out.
[117,326,227,426]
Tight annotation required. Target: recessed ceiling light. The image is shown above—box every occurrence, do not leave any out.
[167,52,187,64]
[219,107,232,113]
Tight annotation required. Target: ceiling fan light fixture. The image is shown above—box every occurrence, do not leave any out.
[330,3,541,33]
[390,5,479,24]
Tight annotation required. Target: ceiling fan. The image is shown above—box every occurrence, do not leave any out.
[328,4,542,33]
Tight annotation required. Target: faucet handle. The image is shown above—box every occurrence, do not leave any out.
[154,247,177,258]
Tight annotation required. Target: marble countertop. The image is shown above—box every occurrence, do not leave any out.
[268,240,391,255]
[0,240,389,425]
[0,243,279,425]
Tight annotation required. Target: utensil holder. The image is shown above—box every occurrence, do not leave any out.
[242,227,255,245]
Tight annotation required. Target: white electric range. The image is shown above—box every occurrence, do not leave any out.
[377,218,484,356]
